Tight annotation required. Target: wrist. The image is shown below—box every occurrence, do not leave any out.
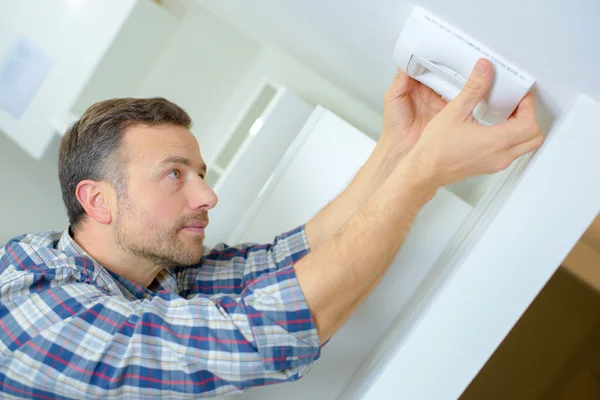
[369,132,412,181]
[392,151,439,202]
[377,130,410,161]
[351,135,402,191]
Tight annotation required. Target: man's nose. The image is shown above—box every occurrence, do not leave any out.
[189,177,218,211]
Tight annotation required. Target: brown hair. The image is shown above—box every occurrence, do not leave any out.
[59,97,192,231]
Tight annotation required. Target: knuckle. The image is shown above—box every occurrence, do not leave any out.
[529,119,541,136]
[494,157,512,172]
[537,133,545,143]
[533,133,545,148]
[485,154,512,173]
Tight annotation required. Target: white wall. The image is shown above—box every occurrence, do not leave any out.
[416,0,600,115]
[0,133,67,245]
[136,2,262,156]
[194,0,406,116]
[0,0,137,159]
[72,0,181,116]
[202,45,384,166]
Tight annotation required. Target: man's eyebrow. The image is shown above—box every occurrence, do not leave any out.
[159,156,207,173]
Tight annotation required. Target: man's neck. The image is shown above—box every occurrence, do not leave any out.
[72,225,162,288]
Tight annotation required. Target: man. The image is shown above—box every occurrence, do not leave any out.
[0,59,543,398]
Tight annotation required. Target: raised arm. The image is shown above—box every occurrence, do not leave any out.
[304,66,447,249]
[296,59,544,343]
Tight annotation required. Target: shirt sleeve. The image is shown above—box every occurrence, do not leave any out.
[176,225,311,299]
[0,262,321,398]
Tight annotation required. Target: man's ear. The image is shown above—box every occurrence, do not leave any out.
[75,180,113,225]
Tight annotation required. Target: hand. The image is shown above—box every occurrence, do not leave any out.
[408,58,544,189]
[380,68,448,158]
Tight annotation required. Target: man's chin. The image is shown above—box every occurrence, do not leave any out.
[175,237,205,264]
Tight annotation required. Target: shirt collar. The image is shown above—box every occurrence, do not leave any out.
[57,227,179,299]
[57,227,90,257]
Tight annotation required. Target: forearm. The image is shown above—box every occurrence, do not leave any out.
[304,136,402,250]
[295,155,435,343]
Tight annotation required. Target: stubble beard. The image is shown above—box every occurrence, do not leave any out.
[113,196,205,268]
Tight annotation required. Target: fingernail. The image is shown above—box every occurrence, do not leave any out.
[474,59,487,74]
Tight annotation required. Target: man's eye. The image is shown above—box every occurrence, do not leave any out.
[167,169,181,179]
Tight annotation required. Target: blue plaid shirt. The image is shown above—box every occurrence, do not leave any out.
[0,225,321,398]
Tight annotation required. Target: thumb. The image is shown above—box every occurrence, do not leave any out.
[451,58,494,118]
[385,68,411,101]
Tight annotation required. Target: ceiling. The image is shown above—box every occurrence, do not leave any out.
[195,0,600,124]
[195,0,410,113]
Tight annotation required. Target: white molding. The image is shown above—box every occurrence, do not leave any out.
[205,88,314,247]
[212,85,286,194]
[210,164,225,176]
[209,77,279,163]
[227,107,326,244]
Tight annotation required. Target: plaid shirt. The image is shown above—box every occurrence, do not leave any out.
[0,225,320,399]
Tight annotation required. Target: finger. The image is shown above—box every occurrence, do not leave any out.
[427,90,450,114]
[514,93,537,125]
[450,58,494,119]
[391,67,411,86]
[507,92,535,121]
[385,68,412,100]
[491,93,540,146]
[508,133,545,159]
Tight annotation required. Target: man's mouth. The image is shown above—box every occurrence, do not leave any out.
[181,220,208,235]
[184,221,208,229]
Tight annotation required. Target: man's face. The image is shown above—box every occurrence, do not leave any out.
[112,124,218,267]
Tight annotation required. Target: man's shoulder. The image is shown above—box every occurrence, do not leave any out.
[0,230,71,278]
[2,230,63,247]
